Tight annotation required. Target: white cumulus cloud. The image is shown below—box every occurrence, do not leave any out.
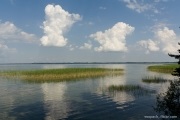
[138,26,179,54]
[40,4,81,47]
[80,42,92,50]
[155,27,179,54]
[0,21,37,42]
[90,22,134,52]
[138,39,159,54]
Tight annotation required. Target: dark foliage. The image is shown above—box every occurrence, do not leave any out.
[155,80,180,117]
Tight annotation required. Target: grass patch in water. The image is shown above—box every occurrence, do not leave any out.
[108,85,142,91]
[147,64,178,73]
[142,76,169,83]
[0,68,123,82]
[108,85,156,96]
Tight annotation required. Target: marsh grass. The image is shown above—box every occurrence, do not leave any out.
[0,68,123,82]
[108,85,141,91]
[142,76,169,83]
[108,85,155,96]
[147,64,178,73]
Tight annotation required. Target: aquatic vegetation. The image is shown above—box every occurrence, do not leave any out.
[108,85,155,92]
[107,85,156,97]
[147,64,177,73]
[142,76,169,83]
[0,68,123,82]
[108,85,142,91]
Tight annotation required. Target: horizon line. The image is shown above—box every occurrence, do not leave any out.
[0,61,177,65]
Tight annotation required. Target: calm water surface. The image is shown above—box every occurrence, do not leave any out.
[0,64,174,120]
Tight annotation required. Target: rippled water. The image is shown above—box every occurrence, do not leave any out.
[0,64,174,120]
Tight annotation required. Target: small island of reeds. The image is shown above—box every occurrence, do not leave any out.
[142,76,169,83]
[147,64,178,73]
[108,85,143,91]
[107,85,155,95]
[0,68,123,82]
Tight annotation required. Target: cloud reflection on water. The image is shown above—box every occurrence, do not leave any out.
[41,82,69,120]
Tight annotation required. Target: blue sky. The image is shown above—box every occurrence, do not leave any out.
[0,0,180,63]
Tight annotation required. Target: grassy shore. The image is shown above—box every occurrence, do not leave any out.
[147,64,178,73]
[0,68,123,82]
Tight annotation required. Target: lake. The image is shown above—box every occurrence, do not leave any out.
[0,63,175,120]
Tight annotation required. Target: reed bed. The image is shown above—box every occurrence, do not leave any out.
[108,85,142,91]
[142,76,169,83]
[0,68,123,82]
[108,85,156,95]
[147,64,178,73]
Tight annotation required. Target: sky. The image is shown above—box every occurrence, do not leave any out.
[0,0,180,63]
